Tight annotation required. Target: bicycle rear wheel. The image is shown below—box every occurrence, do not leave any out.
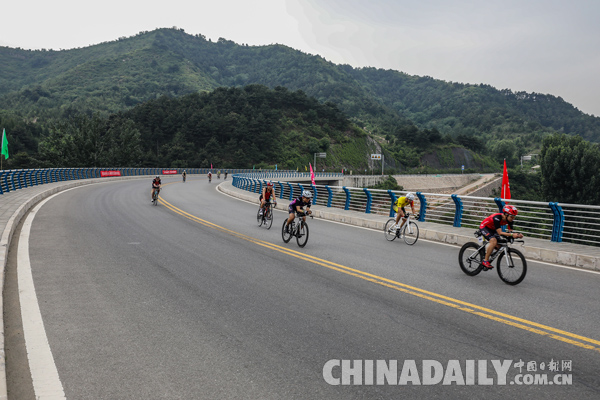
[496,248,527,285]
[458,242,484,276]
[384,219,398,241]
[282,220,292,243]
[256,208,263,226]
[296,221,309,247]
[402,221,419,245]
[264,204,273,229]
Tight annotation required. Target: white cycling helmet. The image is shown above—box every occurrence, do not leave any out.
[302,190,313,198]
[406,192,415,201]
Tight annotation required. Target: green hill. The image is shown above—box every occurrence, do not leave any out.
[1,27,598,171]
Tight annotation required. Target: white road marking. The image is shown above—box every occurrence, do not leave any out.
[18,193,67,399]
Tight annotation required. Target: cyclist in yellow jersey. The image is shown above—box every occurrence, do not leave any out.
[392,192,416,231]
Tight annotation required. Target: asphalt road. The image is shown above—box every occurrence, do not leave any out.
[13,177,600,399]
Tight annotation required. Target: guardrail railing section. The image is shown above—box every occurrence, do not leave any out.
[561,205,600,246]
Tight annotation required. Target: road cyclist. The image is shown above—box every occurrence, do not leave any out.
[151,175,161,204]
[282,190,313,247]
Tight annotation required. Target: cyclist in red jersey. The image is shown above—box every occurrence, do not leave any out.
[151,175,161,202]
[259,182,277,215]
[479,205,523,269]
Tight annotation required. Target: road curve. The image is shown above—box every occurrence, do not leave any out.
[12,177,600,399]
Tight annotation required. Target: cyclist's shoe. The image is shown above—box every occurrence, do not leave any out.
[482,260,493,270]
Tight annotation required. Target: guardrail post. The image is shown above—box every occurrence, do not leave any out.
[325,186,333,207]
[0,171,5,194]
[363,188,372,214]
[387,190,397,217]
[257,180,264,195]
[451,194,463,227]
[287,182,294,200]
[297,184,305,201]
[311,184,318,203]
[343,187,351,210]
[549,202,565,242]
[416,192,426,222]
[9,170,17,190]
[277,182,284,199]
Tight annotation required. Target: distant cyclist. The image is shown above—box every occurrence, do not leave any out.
[182,170,187,182]
[208,171,212,183]
[259,182,277,216]
[151,175,161,202]
[224,171,228,180]
[479,205,524,270]
[392,192,416,231]
[284,190,312,232]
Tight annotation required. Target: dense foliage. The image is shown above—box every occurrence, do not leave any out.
[540,133,600,205]
[31,85,377,170]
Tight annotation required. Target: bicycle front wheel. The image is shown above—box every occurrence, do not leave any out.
[265,204,273,229]
[458,242,484,276]
[296,221,309,247]
[402,221,419,245]
[384,219,398,241]
[256,208,263,226]
[496,248,527,285]
[282,220,292,243]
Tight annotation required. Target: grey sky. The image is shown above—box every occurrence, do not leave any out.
[2,0,599,116]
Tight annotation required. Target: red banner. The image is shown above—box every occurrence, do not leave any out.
[501,159,511,200]
[100,170,121,177]
[162,170,178,175]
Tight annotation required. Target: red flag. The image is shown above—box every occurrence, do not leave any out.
[501,159,511,200]
[309,163,316,185]
[211,163,213,169]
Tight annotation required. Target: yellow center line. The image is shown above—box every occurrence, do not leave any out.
[159,195,600,353]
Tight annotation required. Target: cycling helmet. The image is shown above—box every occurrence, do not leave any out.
[267,181,274,187]
[302,190,313,198]
[155,175,160,178]
[503,205,518,216]
[406,192,415,201]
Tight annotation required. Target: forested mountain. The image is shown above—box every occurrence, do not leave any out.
[23,85,392,171]
[1,27,599,172]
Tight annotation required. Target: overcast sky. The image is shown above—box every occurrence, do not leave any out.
[2,0,599,116]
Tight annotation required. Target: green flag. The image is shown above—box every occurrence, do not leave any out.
[1,129,8,160]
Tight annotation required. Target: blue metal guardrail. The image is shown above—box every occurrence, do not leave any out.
[0,168,299,195]
[232,173,600,247]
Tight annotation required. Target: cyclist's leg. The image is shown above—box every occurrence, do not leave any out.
[398,208,407,229]
[286,206,295,228]
[481,228,497,263]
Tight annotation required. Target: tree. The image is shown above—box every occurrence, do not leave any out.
[540,133,600,204]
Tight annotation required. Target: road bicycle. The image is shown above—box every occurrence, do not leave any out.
[256,201,275,229]
[152,189,160,206]
[282,211,312,248]
[384,213,419,245]
[458,230,527,285]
